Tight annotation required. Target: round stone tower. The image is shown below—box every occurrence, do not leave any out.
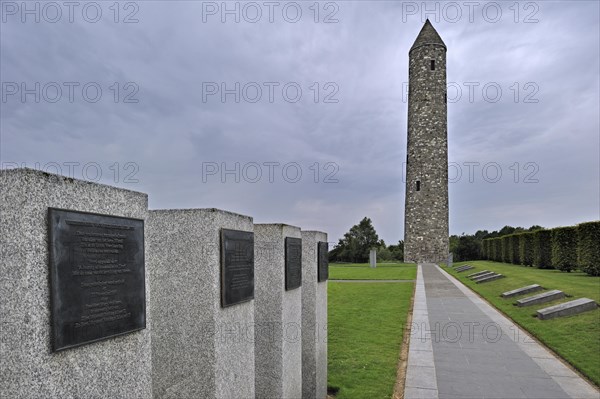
[404,20,449,264]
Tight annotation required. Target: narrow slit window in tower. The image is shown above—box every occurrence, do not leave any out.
[416,180,421,191]
[430,60,435,70]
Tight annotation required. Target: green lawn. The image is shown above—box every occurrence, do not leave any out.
[328,282,414,398]
[329,262,417,280]
[446,260,600,386]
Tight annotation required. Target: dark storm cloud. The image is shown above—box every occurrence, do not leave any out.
[1,1,598,244]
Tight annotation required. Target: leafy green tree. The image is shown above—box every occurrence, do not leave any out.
[454,234,481,261]
[449,235,460,257]
[330,217,380,263]
[377,246,393,261]
[498,226,517,236]
[528,225,544,232]
[388,240,404,261]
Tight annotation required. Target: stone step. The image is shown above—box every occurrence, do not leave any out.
[501,284,543,298]
[537,298,598,320]
[470,271,495,280]
[516,290,565,307]
[455,266,474,273]
[475,274,505,284]
[467,270,490,278]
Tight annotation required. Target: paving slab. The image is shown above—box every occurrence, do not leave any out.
[475,274,505,284]
[516,289,565,307]
[404,266,438,399]
[403,264,599,399]
[502,284,543,298]
[537,298,598,320]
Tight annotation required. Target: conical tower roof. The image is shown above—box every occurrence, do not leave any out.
[410,19,446,53]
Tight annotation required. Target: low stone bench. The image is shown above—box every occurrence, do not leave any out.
[455,266,474,273]
[470,271,495,280]
[516,290,565,307]
[475,274,504,284]
[472,272,497,281]
[501,284,543,298]
[537,298,598,320]
[467,270,489,278]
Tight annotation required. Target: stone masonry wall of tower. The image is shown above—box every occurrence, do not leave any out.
[404,21,449,264]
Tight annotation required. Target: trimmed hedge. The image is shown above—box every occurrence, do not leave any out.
[495,237,502,262]
[482,222,597,275]
[483,239,490,260]
[551,227,578,272]
[481,240,485,259]
[510,234,521,265]
[577,221,600,276]
[533,229,553,269]
[502,235,511,263]
[519,232,535,266]
[488,238,494,261]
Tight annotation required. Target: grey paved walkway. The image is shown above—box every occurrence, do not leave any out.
[404,264,599,399]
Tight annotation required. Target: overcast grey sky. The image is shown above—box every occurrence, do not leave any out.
[1,0,599,245]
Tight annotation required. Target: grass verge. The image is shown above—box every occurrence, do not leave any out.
[329,263,417,280]
[446,260,600,386]
[328,282,414,398]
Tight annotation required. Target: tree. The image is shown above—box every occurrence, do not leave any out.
[449,235,460,257]
[330,217,380,263]
[454,234,481,261]
[388,240,405,261]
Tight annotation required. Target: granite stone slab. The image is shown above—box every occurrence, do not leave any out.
[301,231,328,399]
[0,168,152,399]
[470,271,495,280]
[475,274,505,284]
[537,298,598,320]
[455,266,474,273]
[501,284,543,298]
[516,290,565,307]
[467,270,489,278]
[148,208,255,399]
[254,224,302,399]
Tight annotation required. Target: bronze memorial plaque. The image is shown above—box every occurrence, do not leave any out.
[221,229,254,307]
[317,241,329,282]
[48,208,146,351]
[285,237,302,290]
